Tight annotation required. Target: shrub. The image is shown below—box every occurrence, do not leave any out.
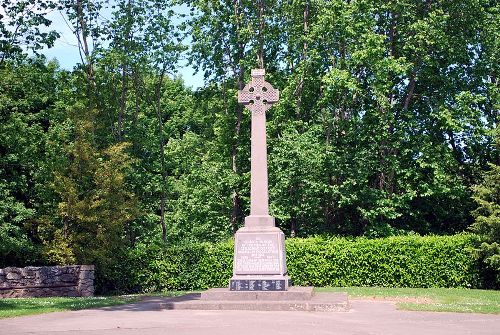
[122,234,482,292]
[470,161,500,288]
[286,234,481,288]
[128,240,234,292]
[0,223,40,268]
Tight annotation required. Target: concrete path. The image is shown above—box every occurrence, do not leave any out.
[1,298,498,335]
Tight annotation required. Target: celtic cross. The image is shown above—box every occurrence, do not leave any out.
[238,69,279,226]
[238,69,279,115]
[230,69,289,292]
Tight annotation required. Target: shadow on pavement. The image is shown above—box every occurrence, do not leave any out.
[97,294,201,312]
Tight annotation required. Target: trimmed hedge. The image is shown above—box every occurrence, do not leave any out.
[128,241,234,292]
[127,234,483,292]
[286,235,481,288]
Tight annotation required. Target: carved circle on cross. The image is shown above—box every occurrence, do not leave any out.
[238,69,280,115]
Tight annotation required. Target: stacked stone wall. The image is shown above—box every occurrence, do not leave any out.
[0,265,94,298]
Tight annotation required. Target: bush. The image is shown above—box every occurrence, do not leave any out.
[470,160,500,288]
[123,234,483,292]
[287,234,481,288]
[0,223,40,268]
[128,240,234,292]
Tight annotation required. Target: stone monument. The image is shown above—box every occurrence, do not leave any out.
[229,69,290,291]
[153,68,349,311]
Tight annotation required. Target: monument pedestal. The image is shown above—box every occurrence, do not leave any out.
[157,287,350,312]
[230,222,290,291]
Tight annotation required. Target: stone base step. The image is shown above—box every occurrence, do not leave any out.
[202,286,314,301]
[155,289,349,312]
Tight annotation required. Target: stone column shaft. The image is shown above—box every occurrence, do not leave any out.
[250,112,269,216]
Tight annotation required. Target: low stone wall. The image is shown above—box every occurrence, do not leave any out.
[0,265,94,298]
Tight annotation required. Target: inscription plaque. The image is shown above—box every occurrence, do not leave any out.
[229,279,287,291]
[234,234,280,274]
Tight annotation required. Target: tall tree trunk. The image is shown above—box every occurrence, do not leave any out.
[293,0,310,118]
[131,66,141,154]
[118,64,128,141]
[117,0,134,142]
[155,67,168,243]
[256,0,265,68]
[404,72,416,111]
[375,10,399,194]
[230,70,244,235]
[75,0,95,89]
[230,0,245,234]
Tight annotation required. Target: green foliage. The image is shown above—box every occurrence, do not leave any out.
[264,0,498,236]
[269,124,326,236]
[0,0,59,63]
[0,220,39,268]
[41,131,139,277]
[0,1,498,295]
[125,234,482,292]
[287,234,481,288]
[0,183,38,267]
[37,101,140,291]
[470,131,500,287]
[128,239,233,292]
[0,58,60,267]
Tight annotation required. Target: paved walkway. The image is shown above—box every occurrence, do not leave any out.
[1,298,499,335]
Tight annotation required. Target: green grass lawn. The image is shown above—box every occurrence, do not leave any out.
[317,287,500,314]
[2,288,498,318]
[0,295,139,319]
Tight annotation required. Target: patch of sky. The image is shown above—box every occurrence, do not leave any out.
[36,2,204,89]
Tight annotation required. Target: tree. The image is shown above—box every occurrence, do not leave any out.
[39,101,140,291]
[470,130,500,287]
[0,57,60,266]
[183,0,286,233]
[0,0,59,65]
[263,0,498,236]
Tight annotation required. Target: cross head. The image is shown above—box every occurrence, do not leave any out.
[238,69,279,115]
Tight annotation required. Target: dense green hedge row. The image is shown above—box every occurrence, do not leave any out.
[126,234,483,292]
[286,235,482,288]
